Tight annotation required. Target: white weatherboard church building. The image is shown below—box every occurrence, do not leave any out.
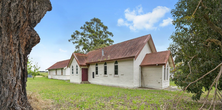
[47,34,174,89]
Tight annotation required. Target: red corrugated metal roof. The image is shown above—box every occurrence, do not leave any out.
[67,34,155,66]
[86,34,152,63]
[47,59,70,70]
[140,51,172,66]
[49,34,175,69]
[73,53,87,66]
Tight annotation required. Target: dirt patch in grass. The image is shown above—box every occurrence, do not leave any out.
[27,91,53,110]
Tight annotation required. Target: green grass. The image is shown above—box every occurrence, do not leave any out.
[39,72,48,77]
[170,81,177,86]
[27,77,221,109]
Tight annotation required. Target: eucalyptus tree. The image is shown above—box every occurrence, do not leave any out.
[69,18,114,54]
[169,0,222,100]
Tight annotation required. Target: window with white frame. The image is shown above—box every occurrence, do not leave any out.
[164,65,168,80]
[95,63,98,75]
[164,67,166,80]
[76,65,78,74]
[166,65,168,80]
[104,62,107,75]
[114,61,118,75]
[72,66,74,74]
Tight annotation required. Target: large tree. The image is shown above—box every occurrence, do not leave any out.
[169,0,222,100]
[0,0,51,109]
[69,18,114,54]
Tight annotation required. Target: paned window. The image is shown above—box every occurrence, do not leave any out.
[95,64,98,75]
[104,62,107,75]
[72,66,74,74]
[166,66,168,80]
[114,61,118,75]
[76,65,78,74]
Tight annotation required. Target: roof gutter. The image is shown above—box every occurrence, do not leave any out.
[140,63,166,67]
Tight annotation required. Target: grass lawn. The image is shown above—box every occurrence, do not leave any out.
[27,77,221,109]
[39,72,48,77]
[170,81,177,86]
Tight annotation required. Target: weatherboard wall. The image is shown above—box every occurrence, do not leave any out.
[48,70,52,78]
[70,57,81,83]
[48,68,70,80]
[133,42,152,87]
[88,59,134,88]
[64,67,70,76]
[141,66,162,89]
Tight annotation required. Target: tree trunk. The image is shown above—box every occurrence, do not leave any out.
[221,1,222,55]
[0,0,51,109]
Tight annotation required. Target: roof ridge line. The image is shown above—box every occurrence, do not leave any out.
[87,34,151,54]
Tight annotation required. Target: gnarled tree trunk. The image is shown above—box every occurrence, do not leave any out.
[0,0,51,109]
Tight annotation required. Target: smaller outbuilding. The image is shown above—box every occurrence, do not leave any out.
[47,59,70,80]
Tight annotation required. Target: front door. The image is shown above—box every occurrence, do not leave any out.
[82,68,88,81]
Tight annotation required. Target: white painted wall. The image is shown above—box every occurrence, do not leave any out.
[52,75,70,80]
[70,58,81,83]
[141,66,163,89]
[65,67,70,75]
[48,68,70,80]
[57,69,61,75]
[48,70,55,79]
[48,70,52,78]
[88,59,134,88]
[133,42,152,87]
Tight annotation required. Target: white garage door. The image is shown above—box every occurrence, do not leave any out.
[141,66,162,89]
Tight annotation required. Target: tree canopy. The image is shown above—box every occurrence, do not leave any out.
[169,0,222,100]
[27,58,40,79]
[69,18,114,54]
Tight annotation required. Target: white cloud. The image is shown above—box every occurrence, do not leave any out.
[159,18,173,27]
[29,45,72,70]
[137,5,143,14]
[118,5,170,31]
[59,48,67,52]
[117,18,129,26]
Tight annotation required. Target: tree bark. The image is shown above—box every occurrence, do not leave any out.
[0,0,51,109]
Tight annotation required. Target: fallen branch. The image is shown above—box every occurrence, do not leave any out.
[199,73,218,109]
[213,66,222,109]
[208,99,214,110]
[176,63,222,106]
[217,90,222,100]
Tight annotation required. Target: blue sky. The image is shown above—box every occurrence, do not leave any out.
[30,0,178,70]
